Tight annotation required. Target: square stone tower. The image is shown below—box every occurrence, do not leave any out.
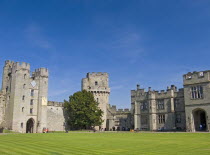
[0,60,48,133]
[82,72,110,130]
[183,71,210,132]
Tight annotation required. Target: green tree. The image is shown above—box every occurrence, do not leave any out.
[64,90,103,130]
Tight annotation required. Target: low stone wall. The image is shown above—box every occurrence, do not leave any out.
[47,106,66,131]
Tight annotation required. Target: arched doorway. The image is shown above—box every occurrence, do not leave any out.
[193,109,207,131]
[26,118,34,133]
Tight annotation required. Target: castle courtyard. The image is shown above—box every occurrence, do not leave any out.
[0,132,210,155]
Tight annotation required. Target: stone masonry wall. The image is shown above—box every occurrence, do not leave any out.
[47,101,65,131]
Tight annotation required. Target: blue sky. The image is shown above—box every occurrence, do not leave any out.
[0,0,210,108]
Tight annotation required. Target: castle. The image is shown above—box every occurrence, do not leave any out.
[0,60,130,133]
[0,60,209,133]
[132,71,210,132]
[0,60,65,133]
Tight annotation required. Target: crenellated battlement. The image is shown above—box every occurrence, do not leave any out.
[82,72,110,94]
[13,62,30,71]
[86,72,108,78]
[183,70,210,85]
[117,108,130,113]
[34,68,49,77]
[47,101,64,107]
[131,84,183,100]
[4,60,15,66]
[108,104,130,113]
[4,60,30,71]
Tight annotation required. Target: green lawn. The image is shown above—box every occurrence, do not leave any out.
[0,132,210,155]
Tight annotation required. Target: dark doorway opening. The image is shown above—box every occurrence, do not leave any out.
[193,109,207,131]
[26,118,34,133]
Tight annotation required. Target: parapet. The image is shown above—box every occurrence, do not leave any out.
[131,84,183,100]
[153,85,178,96]
[116,108,130,113]
[4,60,15,66]
[34,68,49,77]
[109,105,117,111]
[86,72,108,78]
[47,101,64,107]
[112,105,116,109]
[108,104,130,114]
[175,88,184,97]
[124,108,130,112]
[183,70,210,85]
[5,61,30,71]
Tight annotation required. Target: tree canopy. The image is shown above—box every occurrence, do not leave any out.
[64,90,103,130]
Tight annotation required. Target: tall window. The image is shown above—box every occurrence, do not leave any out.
[174,99,179,108]
[31,90,34,96]
[191,86,203,99]
[158,115,165,124]
[23,84,26,89]
[22,107,24,112]
[21,123,23,128]
[157,100,164,110]
[30,99,33,105]
[95,81,98,86]
[30,108,33,114]
[24,74,27,79]
[22,95,25,101]
[141,115,148,124]
[176,114,181,123]
[141,102,148,110]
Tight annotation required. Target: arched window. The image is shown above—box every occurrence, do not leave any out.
[95,81,98,86]
[24,74,27,79]
[22,107,24,112]
[23,84,26,89]
[21,123,23,128]
[22,95,25,101]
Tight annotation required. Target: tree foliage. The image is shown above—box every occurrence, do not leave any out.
[64,90,103,130]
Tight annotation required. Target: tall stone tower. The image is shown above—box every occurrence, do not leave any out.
[0,60,48,133]
[183,71,210,132]
[82,72,110,130]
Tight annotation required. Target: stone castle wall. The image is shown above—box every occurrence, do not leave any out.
[107,104,132,131]
[47,101,66,131]
[0,91,6,127]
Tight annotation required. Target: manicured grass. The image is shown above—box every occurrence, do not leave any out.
[0,132,210,155]
[3,129,19,133]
